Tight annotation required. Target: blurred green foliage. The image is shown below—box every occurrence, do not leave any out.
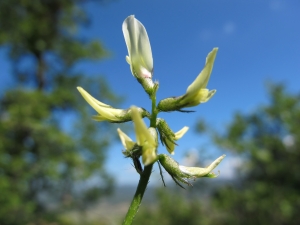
[0,0,119,224]
[210,84,300,225]
[134,188,207,225]
[133,84,300,225]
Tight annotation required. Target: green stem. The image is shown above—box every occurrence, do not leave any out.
[122,164,153,225]
[123,91,158,225]
[150,93,157,128]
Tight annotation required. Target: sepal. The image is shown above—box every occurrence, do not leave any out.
[156,118,189,154]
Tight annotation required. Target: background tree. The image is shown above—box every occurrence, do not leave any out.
[207,84,300,225]
[0,1,120,224]
[133,188,207,225]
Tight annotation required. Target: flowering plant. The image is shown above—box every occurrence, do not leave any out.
[77,15,225,225]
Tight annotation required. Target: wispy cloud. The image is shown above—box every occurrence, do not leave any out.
[199,21,236,41]
[216,155,243,179]
[269,0,284,11]
[223,21,236,35]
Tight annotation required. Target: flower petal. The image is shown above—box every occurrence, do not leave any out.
[186,48,218,96]
[200,89,216,103]
[92,115,108,122]
[77,87,110,107]
[131,106,157,165]
[131,107,155,146]
[77,86,123,121]
[142,147,157,166]
[123,15,138,75]
[166,126,189,155]
[174,126,189,140]
[117,128,135,150]
[137,20,153,73]
[122,16,135,59]
[122,15,153,78]
[179,154,225,177]
[125,56,131,65]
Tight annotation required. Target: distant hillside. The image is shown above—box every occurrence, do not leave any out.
[62,178,235,224]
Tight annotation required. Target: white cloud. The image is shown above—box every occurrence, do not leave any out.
[223,21,236,35]
[269,0,284,11]
[180,148,199,166]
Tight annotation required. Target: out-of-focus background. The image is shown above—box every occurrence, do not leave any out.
[0,0,299,224]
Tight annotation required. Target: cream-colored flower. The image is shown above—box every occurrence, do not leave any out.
[122,15,153,79]
[117,128,144,174]
[116,107,157,166]
[77,86,123,122]
[131,107,157,165]
[179,154,225,178]
[158,154,225,188]
[180,48,218,107]
[117,128,135,152]
[77,87,149,123]
[157,48,218,112]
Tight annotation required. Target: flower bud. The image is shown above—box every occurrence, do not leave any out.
[158,154,225,188]
[157,48,218,112]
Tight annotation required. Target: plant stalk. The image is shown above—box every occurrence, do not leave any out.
[122,164,153,225]
[150,92,157,128]
[123,91,158,225]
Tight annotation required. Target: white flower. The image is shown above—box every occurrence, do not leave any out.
[122,15,153,80]
[117,107,157,166]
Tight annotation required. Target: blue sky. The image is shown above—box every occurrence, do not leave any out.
[1,0,300,185]
[83,0,300,185]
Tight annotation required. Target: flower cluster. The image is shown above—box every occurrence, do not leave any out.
[77,15,225,187]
